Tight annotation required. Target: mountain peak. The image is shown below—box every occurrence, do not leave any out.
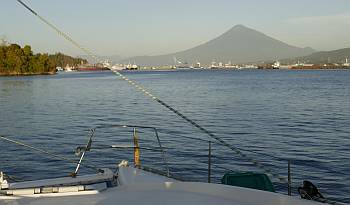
[226,24,258,35]
[121,25,315,66]
[232,24,247,29]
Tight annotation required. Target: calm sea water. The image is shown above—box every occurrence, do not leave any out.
[0,70,349,203]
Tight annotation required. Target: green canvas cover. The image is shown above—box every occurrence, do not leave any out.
[221,172,275,192]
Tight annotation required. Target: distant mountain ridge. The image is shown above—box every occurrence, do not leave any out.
[286,47,350,64]
[120,25,315,66]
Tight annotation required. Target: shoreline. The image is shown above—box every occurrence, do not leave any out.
[0,71,56,77]
[131,68,350,71]
[1,68,349,77]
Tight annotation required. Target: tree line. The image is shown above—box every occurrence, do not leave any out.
[0,43,87,75]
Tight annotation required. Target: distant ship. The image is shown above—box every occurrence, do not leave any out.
[55,66,63,72]
[111,64,125,71]
[64,64,74,72]
[211,61,240,69]
[125,63,138,70]
[76,62,110,71]
[173,57,190,69]
[110,63,139,71]
[272,61,280,69]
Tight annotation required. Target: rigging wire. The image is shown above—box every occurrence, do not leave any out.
[0,135,102,173]
[15,0,285,183]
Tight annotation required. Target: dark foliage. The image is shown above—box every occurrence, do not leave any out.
[0,44,87,75]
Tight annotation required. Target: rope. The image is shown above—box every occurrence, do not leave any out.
[16,0,98,62]
[15,0,287,183]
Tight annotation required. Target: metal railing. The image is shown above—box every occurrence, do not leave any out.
[1,125,344,204]
[93,124,170,177]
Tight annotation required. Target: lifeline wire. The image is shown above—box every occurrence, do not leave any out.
[16,0,286,183]
[0,135,101,173]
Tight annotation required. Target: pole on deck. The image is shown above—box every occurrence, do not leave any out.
[288,160,292,196]
[133,128,141,168]
[208,141,212,183]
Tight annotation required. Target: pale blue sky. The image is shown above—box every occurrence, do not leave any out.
[1,0,350,57]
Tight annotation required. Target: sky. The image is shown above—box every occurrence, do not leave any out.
[1,0,350,58]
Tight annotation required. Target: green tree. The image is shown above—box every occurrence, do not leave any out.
[0,43,87,75]
[23,45,33,56]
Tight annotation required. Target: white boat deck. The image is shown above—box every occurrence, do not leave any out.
[117,166,177,185]
[2,169,114,190]
[0,165,325,205]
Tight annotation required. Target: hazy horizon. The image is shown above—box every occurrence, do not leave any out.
[2,0,350,57]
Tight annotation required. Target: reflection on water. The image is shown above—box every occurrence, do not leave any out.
[1,79,33,95]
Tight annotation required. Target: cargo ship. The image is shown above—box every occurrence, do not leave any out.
[76,64,109,71]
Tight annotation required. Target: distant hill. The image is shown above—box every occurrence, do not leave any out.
[120,25,315,66]
[285,47,350,64]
